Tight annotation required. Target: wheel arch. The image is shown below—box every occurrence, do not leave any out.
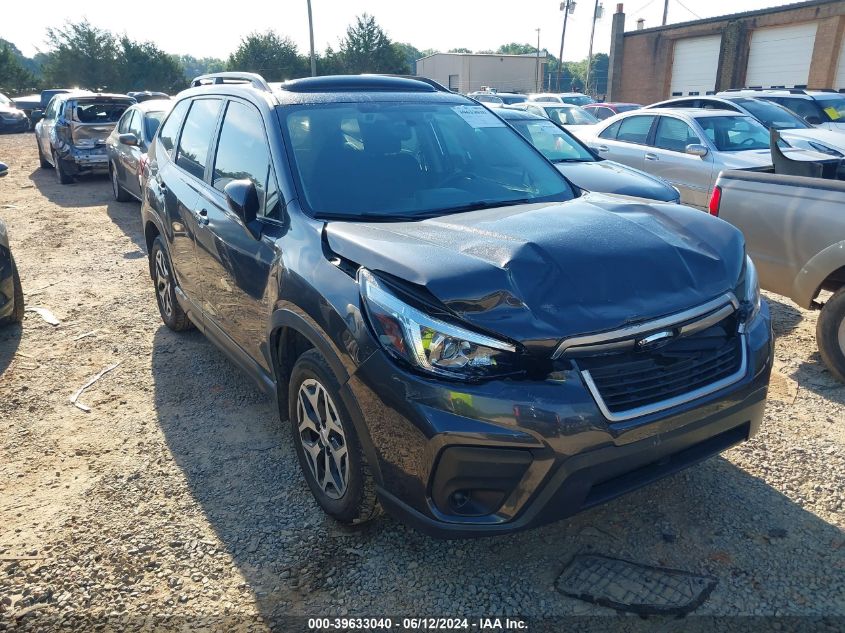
[791,241,845,309]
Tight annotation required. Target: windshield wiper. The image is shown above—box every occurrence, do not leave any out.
[553,158,593,163]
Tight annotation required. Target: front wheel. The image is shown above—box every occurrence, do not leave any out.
[149,237,193,331]
[289,349,380,525]
[0,255,24,325]
[817,287,845,384]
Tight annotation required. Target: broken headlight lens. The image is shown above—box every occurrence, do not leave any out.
[359,268,518,379]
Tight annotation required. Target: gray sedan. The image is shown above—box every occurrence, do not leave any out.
[584,108,833,208]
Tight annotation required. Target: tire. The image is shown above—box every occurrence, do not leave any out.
[816,286,845,384]
[0,255,24,325]
[36,138,50,169]
[149,236,193,331]
[288,348,380,525]
[53,150,73,184]
[111,163,131,202]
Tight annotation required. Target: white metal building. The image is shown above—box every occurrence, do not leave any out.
[415,52,547,94]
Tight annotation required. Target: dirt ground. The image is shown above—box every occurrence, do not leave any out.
[0,131,843,630]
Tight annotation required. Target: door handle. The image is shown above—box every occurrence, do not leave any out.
[645,153,659,161]
[195,208,209,226]
[596,145,609,152]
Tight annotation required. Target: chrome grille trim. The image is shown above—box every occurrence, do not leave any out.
[552,293,739,359]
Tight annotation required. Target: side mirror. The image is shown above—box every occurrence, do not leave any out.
[30,110,44,123]
[685,143,709,157]
[224,179,259,226]
[805,115,823,125]
[0,162,8,178]
[118,132,139,147]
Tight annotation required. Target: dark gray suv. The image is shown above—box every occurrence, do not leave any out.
[140,72,773,536]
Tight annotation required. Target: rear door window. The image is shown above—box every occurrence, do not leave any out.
[157,99,191,158]
[598,120,622,140]
[615,115,656,144]
[175,99,222,180]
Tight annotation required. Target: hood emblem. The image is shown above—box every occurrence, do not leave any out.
[636,330,675,352]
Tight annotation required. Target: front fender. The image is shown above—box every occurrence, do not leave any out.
[792,240,845,308]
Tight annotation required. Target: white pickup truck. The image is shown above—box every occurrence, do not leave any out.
[711,169,845,382]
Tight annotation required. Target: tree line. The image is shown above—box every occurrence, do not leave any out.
[0,15,607,97]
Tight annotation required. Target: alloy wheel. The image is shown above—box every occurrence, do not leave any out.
[296,378,349,499]
[155,250,173,319]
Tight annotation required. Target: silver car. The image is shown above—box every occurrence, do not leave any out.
[585,108,832,208]
[512,102,599,132]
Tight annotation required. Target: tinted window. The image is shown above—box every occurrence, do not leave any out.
[598,120,622,139]
[176,99,222,180]
[765,97,822,122]
[281,102,573,219]
[144,111,166,143]
[212,101,278,218]
[732,98,809,130]
[499,95,527,105]
[815,96,845,122]
[158,99,190,157]
[544,107,599,126]
[653,117,700,152]
[615,115,656,144]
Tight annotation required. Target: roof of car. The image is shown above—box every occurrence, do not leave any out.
[643,107,747,119]
[60,92,133,101]
[716,89,841,99]
[131,99,174,113]
[181,73,472,107]
[588,102,640,107]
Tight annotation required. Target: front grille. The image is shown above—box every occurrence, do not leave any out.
[573,306,746,421]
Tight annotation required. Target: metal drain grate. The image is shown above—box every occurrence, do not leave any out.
[555,554,717,616]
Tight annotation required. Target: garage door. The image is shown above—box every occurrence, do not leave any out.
[746,23,817,89]
[835,37,845,91]
[670,36,722,97]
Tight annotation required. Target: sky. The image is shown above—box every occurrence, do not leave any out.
[3,0,786,63]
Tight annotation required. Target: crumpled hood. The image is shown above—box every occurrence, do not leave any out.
[557,160,679,202]
[326,194,745,354]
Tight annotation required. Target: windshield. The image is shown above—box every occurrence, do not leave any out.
[0,94,10,107]
[474,95,503,105]
[697,116,770,151]
[733,98,810,130]
[816,96,845,122]
[280,102,574,219]
[144,111,167,142]
[511,119,594,162]
[499,95,527,105]
[561,95,595,106]
[545,106,599,126]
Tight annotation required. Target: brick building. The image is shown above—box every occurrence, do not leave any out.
[607,0,845,104]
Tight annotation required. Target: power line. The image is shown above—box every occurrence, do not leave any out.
[673,0,702,20]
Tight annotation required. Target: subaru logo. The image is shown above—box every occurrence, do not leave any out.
[636,330,675,352]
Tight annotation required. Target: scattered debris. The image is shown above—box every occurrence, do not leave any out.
[555,554,717,616]
[72,330,99,341]
[69,362,122,412]
[25,307,60,326]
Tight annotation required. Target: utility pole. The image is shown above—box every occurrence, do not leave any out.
[307,0,317,76]
[662,0,669,25]
[557,1,576,92]
[585,0,602,96]
[535,28,541,93]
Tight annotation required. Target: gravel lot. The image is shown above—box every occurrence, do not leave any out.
[1,131,844,630]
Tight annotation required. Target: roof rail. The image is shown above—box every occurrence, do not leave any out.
[279,75,437,93]
[190,72,272,92]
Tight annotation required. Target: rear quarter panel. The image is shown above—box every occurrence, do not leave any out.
[717,171,845,306]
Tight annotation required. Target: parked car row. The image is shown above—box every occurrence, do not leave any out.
[130,72,772,537]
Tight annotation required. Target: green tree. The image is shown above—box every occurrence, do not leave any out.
[42,20,119,90]
[338,14,408,74]
[448,47,472,54]
[227,31,307,81]
[116,37,184,93]
[496,43,537,55]
[178,55,225,82]
[394,42,422,74]
[0,43,37,95]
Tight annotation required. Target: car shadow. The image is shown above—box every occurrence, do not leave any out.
[105,198,147,254]
[763,293,803,340]
[0,321,22,376]
[27,165,111,209]
[151,326,845,623]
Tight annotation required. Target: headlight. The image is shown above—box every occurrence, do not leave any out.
[359,268,519,379]
[741,255,761,323]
